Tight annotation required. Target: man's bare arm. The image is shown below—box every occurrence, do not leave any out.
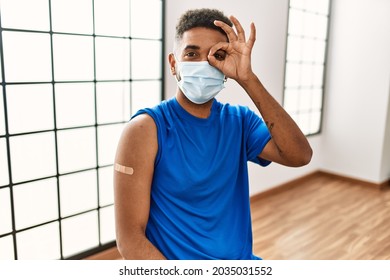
[114,114,166,260]
[241,74,313,167]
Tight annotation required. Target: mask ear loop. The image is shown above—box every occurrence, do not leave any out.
[172,54,182,82]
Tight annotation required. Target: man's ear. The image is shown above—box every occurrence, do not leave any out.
[168,53,176,76]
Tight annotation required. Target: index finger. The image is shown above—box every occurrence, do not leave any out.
[214,19,238,42]
[229,15,246,43]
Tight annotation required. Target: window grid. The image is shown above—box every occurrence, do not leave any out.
[283,0,331,136]
[0,0,164,259]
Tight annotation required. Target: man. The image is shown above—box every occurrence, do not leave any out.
[114,8,312,260]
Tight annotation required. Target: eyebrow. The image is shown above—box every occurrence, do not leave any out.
[183,44,201,51]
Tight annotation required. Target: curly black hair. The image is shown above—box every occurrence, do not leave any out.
[175,8,233,40]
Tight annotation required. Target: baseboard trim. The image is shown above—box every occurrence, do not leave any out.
[84,246,121,260]
[316,170,390,190]
[250,170,389,203]
[381,179,390,188]
[250,171,320,203]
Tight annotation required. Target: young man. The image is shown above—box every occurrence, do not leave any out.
[114,9,312,260]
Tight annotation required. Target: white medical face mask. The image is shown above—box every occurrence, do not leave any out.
[175,60,226,104]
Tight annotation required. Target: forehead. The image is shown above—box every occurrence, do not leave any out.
[176,27,228,52]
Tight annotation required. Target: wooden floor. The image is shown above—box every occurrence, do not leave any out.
[88,172,390,260]
[251,172,390,260]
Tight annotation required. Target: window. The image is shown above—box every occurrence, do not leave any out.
[0,0,164,260]
[283,0,330,135]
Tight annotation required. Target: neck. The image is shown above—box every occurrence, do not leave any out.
[176,91,214,119]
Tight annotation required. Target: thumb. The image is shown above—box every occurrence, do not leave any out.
[207,53,222,70]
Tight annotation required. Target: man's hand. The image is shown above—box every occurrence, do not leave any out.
[208,15,256,84]
[208,16,312,167]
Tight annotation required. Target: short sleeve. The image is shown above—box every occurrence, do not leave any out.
[243,107,272,166]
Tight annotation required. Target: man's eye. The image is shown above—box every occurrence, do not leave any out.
[185,52,197,57]
[214,52,226,61]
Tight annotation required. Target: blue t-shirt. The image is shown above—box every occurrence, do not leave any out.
[132,97,271,260]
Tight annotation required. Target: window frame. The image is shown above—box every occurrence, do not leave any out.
[0,0,165,260]
[282,0,332,137]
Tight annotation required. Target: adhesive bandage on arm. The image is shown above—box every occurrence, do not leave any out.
[114,163,134,175]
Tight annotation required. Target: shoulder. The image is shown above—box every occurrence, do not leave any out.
[216,101,266,132]
[116,114,157,162]
[132,98,175,126]
[133,99,174,117]
[215,100,254,118]
[123,114,157,141]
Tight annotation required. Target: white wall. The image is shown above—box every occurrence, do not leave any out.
[321,0,390,184]
[165,0,322,195]
[164,0,390,194]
